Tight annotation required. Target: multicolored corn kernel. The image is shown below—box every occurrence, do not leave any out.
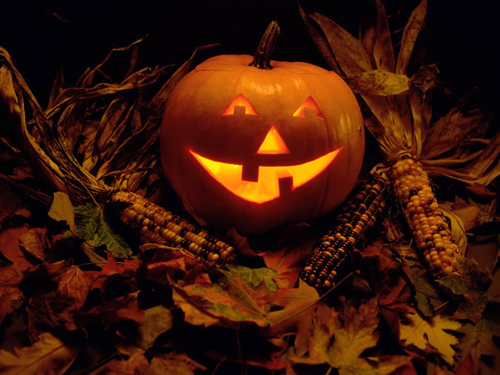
[111,191,235,266]
[300,173,391,293]
[390,155,460,276]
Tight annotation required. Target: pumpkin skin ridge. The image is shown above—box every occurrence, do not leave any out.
[161,53,365,233]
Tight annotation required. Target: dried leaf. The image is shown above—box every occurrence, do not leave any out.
[0,332,78,375]
[299,4,341,74]
[75,203,131,258]
[19,227,50,262]
[307,12,373,76]
[456,303,500,374]
[399,312,461,365]
[396,0,427,75]
[440,207,468,255]
[48,192,77,234]
[371,0,396,72]
[224,264,278,292]
[345,70,409,96]
[290,298,412,375]
[57,265,93,310]
[149,352,206,375]
[422,89,492,161]
[438,256,493,323]
[95,353,150,375]
[0,287,22,322]
[116,305,174,356]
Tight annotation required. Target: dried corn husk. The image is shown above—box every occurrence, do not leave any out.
[0,41,215,205]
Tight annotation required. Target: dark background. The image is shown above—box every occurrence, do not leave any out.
[0,0,499,115]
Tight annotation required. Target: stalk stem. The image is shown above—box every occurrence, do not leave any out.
[249,21,280,70]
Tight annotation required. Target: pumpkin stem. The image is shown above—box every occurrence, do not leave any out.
[249,21,280,70]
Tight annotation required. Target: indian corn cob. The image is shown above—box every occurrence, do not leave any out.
[390,155,460,276]
[111,191,235,266]
[300,171,391,293]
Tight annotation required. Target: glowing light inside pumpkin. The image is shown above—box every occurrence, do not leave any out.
[222,94,258,116]
[189,148,341,204]
[256,125,290,155]
[293,96,324,119]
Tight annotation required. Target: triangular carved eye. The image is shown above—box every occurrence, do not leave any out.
[292,97,324,119]
[222,94,258,116]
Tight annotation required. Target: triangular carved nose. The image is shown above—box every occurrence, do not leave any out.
[256,125,290,155]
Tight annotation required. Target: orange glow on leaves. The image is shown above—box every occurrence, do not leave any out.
[222,94,258,116]
[257,125,290,155]
[189,148,341,204]
[293,97,324,119]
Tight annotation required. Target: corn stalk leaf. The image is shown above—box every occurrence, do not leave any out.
[307,11,373,76]
[345,70,409,96]
[371,0,396,72]
[396,0,427,75]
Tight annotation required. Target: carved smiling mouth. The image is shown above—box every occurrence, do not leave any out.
[189,148,342,204]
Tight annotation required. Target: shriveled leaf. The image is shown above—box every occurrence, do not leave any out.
[0,332,78,375]
[346,70,409,96]
[48,192,77,234]
[399,312,461,365]
[149,352,206,375]
[396,0,427,75]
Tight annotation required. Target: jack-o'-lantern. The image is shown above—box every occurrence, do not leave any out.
[161,22,365,233]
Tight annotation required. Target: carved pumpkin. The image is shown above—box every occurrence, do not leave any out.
[161,24,364,233]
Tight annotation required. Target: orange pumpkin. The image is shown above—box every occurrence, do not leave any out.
[160,24,364,233]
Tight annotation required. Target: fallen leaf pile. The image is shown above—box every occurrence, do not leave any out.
[1,1,500,374]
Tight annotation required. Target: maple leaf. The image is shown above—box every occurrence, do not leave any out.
[75,203,131,258]
[290,298,412,375]
[261,279,319,341]
[0,332,78,375]
[438,256,493,323]
[86,291,145,325]
[399,311,461,365]
[172,270,270,329]
[225,264,278,292]
[455,303,500,375]
[263,225,318,288]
